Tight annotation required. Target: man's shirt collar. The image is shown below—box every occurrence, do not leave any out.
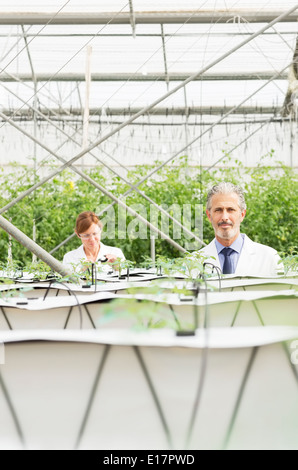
[215,233,244,254]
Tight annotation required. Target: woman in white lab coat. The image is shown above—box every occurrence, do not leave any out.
[63,211,125,272]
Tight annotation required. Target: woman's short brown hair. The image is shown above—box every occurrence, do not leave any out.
[75,211,103,235]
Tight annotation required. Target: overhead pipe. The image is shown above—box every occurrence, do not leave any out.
[0,10,297,25]
[0,105,283,117]
[0,71,289,82]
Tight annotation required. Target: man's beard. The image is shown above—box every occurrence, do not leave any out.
[215,223,238,240]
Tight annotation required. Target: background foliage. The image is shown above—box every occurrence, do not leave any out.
[0,152,297,268]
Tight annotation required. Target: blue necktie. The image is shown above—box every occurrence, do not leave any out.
[221,247,235,274]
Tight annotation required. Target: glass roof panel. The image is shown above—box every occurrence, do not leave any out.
[0,0,297,171]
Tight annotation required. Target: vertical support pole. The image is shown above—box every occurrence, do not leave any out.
[32,219,37,263]
[183,86,190,178]
[32,79,38,264]
[22,25,38,263]
[151,235,156,267]
[161,24,169,91]
[7,234,13,266]
[129,0,136,38]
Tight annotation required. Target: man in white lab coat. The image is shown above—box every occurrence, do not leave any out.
[200,182,282,277]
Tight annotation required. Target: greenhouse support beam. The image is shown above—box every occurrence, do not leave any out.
[0,106,283,118]
[0,77,200,248]
[0,112,187,255]
[0,8,296,224]
[22,25,39,263]
[129,0,136,37]
[161,25,169,89]
[0,216,72,277]
[0,10,297,25]
[0,81,205,247]
[0,72,289,82]
[281,35,298,117]
[0,31,296,39]
[81,45,92,167]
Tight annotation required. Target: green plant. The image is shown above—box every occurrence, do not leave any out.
[26,260,53,275]
[97,297,192,331]
[280,251,298,276]
[0,153,297,267]
[170,251,215,280]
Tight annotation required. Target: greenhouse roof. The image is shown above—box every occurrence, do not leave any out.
[0,0,297,116]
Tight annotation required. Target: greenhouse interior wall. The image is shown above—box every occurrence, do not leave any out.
[0,118,297,172]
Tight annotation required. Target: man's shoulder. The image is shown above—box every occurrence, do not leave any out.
[197,235,279,259]
[196,235,279,256]
[199,239,216,254]
[243,235,278,255]
[194,240,218,264]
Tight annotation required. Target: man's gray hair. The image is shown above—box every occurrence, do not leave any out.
[207,182,247,211]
